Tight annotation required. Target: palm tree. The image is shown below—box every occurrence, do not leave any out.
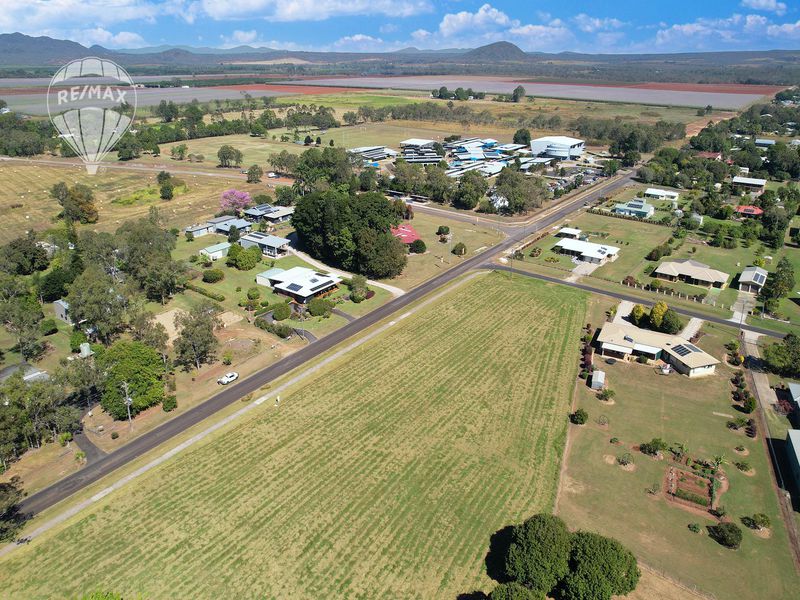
[711,454,726,471]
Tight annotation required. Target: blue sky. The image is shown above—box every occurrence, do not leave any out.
[4,1,800,53]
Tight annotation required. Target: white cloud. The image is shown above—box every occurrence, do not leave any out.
[198,0,432,22]
[438,3,515,37]
[741,0,787,16]
[228,30,258,44]
[767,20,800,37]
[333,34,385,51]
[572,14,624,33]
[0,1,161,31]
[379,23,398,34]
[75,27,146,48]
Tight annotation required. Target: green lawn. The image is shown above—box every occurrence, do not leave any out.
[558,321,797,600]
[0,273,586,599]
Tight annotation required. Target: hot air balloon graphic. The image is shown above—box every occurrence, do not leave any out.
[47,57,137,175]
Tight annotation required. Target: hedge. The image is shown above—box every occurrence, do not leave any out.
[202,268,224,283]
[185,283,226,302]
[673,488,709,506]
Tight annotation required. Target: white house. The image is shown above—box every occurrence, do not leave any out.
[732,176,767,195]
[239,232,290,258]
[644,188,680,202]
[530,136,585,159]
[184,223,214,238]
[554,238,619,264]
[556,227,582,239]
[200,242,232,261]
[256,267,342,304]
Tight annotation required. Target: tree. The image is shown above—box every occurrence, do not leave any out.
[226,244,261,271]
[708,522,743,549]
[603,159,620,176]
[513,128,531,145]
[0,288,44,360]
[659,309,683,334]
[423,165,455,204]
[354,229,407,279]
[454,170,488,210]
[2,232,49,275]
[759,256,795,314]
[66,266,128,344]
[570,408,588,425]
[171,143,188,160]
[649,301,668,330]
[174,302,220,371]
[409,239,427,254]
[557,531,639,600]
[0,477,25,542]
[129,310,169,364]
[763,332,800,378]
[246,164,263,183]
[99,340,165,420]
[630,304,646,326]
[490,582,542,600]
[159,180,174,200]
[53,182,98,223]
[452,242,467,256]
[272,302,291,321]
[220,189,252,212]
[217,144,243,168]
[512,85,527,103]
[504,514,571,595]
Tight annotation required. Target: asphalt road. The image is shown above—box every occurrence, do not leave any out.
[19,172,636,516]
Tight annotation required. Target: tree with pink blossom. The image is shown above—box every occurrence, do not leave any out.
[220,189,252,212]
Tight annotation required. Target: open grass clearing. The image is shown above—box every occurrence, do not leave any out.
[0,273,586,599]
[557,320,797,600]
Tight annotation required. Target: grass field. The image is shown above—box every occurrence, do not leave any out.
[0,162,268,245]
[0,273,586,599]
[558,320,797,600]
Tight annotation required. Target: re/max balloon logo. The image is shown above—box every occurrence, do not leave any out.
[55,86,129,105]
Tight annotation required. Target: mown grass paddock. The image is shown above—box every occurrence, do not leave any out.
[0,273,586,599]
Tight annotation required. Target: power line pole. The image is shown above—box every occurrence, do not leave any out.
[121,381,133,432]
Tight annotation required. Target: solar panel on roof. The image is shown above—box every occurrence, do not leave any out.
[672,345,691,357]
[286,283,302,292]
[684,343,701,353]
[754,273,766,284]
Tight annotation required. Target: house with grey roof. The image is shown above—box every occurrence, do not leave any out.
[738,266,768,294]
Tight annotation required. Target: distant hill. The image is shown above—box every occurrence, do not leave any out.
[0,33,798,86]
[463,42,529,62]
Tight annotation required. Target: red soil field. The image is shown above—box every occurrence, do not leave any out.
[631,82,786,95]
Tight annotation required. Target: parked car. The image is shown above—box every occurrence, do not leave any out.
[217,372,239,385]
[267,172,278,179]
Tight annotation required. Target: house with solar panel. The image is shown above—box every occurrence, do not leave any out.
[255,267,342,304]
[239,232,290,258]
[596,321,719,378]
[738,266,768,294]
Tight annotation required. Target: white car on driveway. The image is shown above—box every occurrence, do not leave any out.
[217,372,239,385]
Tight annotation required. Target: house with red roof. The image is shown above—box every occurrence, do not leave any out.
[735,205,764,218]
[391,223,421,244]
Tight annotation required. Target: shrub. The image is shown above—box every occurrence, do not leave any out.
[272,302,291,321]
[570,408,588,425]
[708,522,743,549]
[617,453,633,466]
[57,432,72,446]
[185,283,225,302]
[162,395,177,412]
[307,297,333,318]
[529,247,542,258]
[409,239,427,254]
[452,242,467,256]
[742,395,757,414]
[639,437,668,456]
[436,225,450,235]
[254,317,293,338]
[111,431,119,440]
[202,268,224,283]
[185,230,195,242]
[735,461,751,472]
[246,287,261,300]
[673,488,708,506]
[610,437,619,444]
[222,350,233,365]
[688,523,700,533]
[597,389,615,402]
[69,330,88,353]
[40,318,58,336]
[489,582,540,600]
